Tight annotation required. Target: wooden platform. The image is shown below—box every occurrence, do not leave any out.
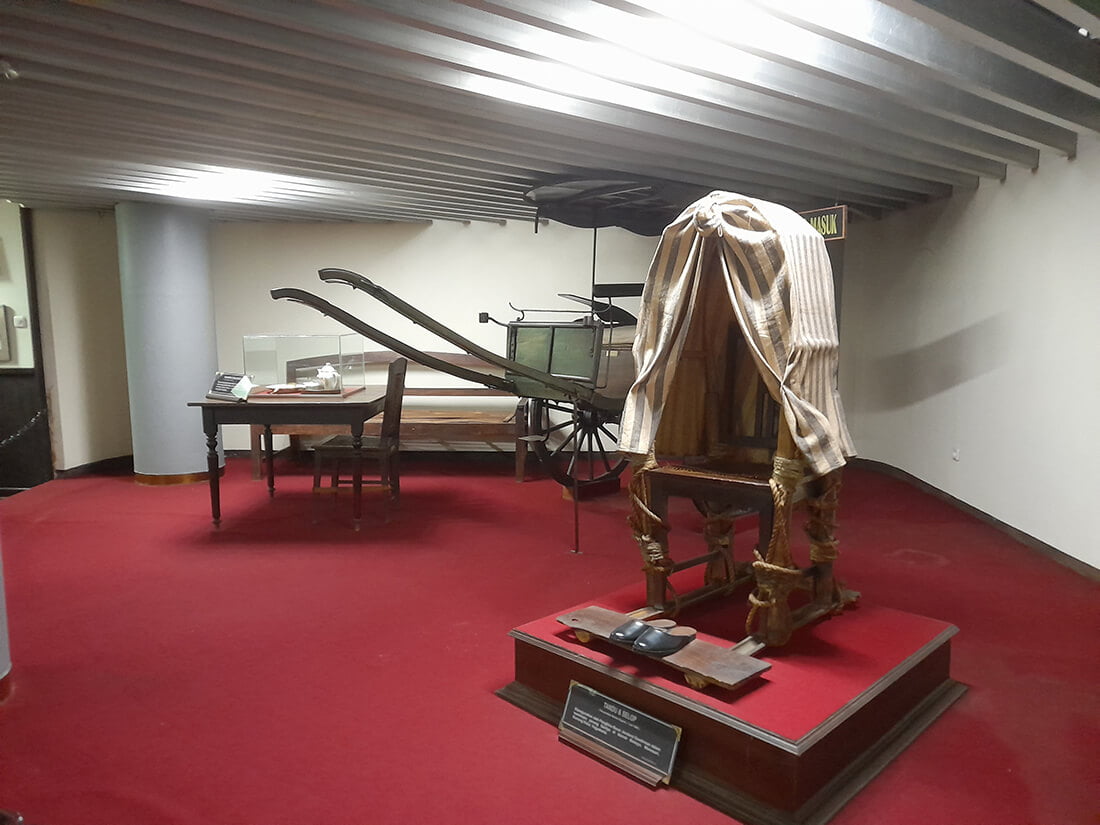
[557,605,770,690]
[499,598,965,825]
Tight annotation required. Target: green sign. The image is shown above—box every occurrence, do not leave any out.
[800,205,847,241]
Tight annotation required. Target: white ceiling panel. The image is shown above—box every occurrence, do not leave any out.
[1,0,1097,225]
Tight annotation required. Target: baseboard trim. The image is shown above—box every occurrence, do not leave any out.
[851,458,1097,580]
[56,457,217,486]
[134,470,211,486]
[55,455,134,478]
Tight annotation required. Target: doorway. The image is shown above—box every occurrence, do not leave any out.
[0,207,53,495]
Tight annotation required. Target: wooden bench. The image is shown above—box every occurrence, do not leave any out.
[248,350,532,481]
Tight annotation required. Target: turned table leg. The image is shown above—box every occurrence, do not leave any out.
[202,411,221,527]
[263,424,275,498]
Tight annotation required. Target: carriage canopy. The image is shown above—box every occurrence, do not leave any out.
[619,192,855,478]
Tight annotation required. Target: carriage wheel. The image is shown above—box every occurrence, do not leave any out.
[525,397,628,488]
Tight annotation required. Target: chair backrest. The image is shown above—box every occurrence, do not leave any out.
[380,358,407,443]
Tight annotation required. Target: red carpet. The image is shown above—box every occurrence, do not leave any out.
[0,456,1096,825]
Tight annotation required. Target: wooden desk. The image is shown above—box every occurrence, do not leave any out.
[189,389,386,530]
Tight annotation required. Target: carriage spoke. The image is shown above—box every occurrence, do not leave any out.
[591,429,614,473]
[527,398,628,488]
[585,429,596,480]
[598,423,619,443]
[549,427,579,459]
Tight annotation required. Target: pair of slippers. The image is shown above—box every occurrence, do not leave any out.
[608,618,697,657]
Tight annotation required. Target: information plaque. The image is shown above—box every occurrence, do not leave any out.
[206,371,249,402]
[558,681,681,786]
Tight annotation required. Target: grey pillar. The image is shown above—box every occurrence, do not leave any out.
[116,202,220,480]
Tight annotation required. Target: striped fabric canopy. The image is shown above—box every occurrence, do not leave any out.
[619,191,855,477]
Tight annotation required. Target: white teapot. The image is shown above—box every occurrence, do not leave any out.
[316,362,341,391]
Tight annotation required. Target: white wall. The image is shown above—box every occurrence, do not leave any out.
[840,132,1100,569]
[0,203,34,368]
[33,210,132,470]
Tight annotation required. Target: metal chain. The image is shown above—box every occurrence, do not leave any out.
[0,408,47,449]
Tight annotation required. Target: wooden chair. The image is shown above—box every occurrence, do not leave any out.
[629,366,784,619]
[312,358,407,521]
[631,417,849,648]
[628,325,852,647]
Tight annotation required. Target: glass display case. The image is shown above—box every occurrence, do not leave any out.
[242,334,367,397]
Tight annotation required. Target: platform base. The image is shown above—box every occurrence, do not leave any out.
[498,593,965,825]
